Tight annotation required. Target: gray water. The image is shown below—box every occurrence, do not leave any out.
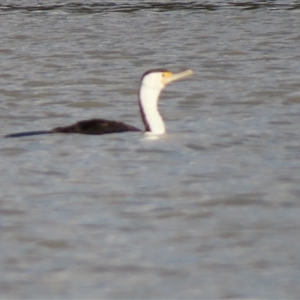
[1,1,300,298]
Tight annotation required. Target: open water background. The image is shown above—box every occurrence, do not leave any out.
[1,0,300,298]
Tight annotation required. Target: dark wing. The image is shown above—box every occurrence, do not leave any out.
[52,118,141,135]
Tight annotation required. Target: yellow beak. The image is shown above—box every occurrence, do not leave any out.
[161,69,193,85]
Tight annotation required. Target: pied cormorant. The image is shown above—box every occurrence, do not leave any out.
[5,69,193,138]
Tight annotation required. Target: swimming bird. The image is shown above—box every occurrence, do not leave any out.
[5,69,193,138]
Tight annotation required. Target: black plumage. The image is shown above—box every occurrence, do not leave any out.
[5,119,140,138]
[52,118,140,134]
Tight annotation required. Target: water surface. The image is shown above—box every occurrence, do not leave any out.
[1,1,300,298]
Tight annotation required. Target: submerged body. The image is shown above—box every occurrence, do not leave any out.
[52,119,140,134]
[5,119,140,138]
[5,69,193,138]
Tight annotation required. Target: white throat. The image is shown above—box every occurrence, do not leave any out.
[139,83,165,135]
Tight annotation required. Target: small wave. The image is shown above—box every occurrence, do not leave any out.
[0,1,299,14]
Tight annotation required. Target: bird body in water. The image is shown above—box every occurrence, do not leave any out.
[5,69,193,138]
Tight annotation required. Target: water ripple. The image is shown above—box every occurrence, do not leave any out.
[1,1,300,14]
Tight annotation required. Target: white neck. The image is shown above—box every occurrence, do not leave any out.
[139,85,165,135]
